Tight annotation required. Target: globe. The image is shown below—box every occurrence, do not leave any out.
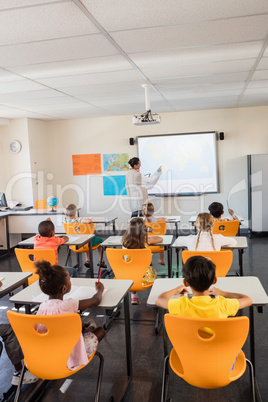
[47,196,58,211]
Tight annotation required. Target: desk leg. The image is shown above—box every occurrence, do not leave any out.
[167,247,172,278]
[88,241,94,278]
[123,293,132,378]
[175,222,178,238]
[113,221,116,236]
[239,249,244,276]
[249,306,255,371]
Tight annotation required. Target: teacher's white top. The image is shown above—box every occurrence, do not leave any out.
[125,169,161,212]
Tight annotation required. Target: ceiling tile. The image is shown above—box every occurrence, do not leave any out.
[82,0,268,31]
[110,15,268,53]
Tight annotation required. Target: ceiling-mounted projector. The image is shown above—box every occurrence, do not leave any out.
[133,84,161,125]
[133,110,161,125]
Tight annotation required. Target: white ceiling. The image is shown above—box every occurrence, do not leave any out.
[0,0,267,120]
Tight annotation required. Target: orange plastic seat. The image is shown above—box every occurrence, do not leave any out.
[35,199,48,209]
[146,221,166,254]
[7,311,103,402]
[64,222,99,254]
[182,250,233,277]
[15,248,56,285]
[106,248,153,292]
[161,314,255,401]
[212,220,239,236]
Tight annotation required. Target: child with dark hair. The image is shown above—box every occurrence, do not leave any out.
[34,261,105,370]
[208,202,238,221]
[122,217,162,304]
[155,255,252,316]
[34,218,77,277]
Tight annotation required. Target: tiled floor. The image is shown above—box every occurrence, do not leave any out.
[0,235,267,402]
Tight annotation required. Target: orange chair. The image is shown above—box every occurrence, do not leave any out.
[161,314,255,401]
[15,248,56,285]
[212,220,239,236]
[106,248,153,292]
[182,250,233,277]
[7,311,104,402]
[35,199,48,209]
[64,222,99,266]
[145,221,166,254]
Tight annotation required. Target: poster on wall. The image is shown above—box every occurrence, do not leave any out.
[103,153,129,172]
[103,175,127,196]
[72,154,101,175]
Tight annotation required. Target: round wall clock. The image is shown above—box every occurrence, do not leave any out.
[9,140,22,154]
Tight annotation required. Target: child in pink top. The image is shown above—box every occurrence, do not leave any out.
[34,260,105,370]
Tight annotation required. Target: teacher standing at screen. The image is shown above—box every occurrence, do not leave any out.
[126,157,162,218]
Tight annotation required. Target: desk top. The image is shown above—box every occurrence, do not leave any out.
[171,236,248,250]
[18,234,95,248]
[189,215,244,223]
[102,235,174,247]
[147,277,268,306]
[0,272,32,298]
[10,278,133,309]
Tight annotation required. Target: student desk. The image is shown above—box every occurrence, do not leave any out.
[172,236,248,276]
[90,216,118,235]
[18,234,96,278]
[9,278,134,379]
[0,272,32,298]
[147,277,268,370]
[101,235,174,277]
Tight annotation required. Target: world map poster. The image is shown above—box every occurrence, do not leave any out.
[103,153,129,172]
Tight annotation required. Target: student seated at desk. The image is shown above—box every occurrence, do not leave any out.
[174,213,237,251]
[65,204,106,269]
[34,261,105,370]
[122,217,163,305]
[34,219,77,277]
[209,202,239,221]
[155,256,252,317]
[142,202,167,266]
[0,281,38,385]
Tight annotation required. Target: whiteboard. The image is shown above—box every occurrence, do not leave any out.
[137,132,219,196]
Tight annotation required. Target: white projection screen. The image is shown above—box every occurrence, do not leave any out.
[137,132,219,196]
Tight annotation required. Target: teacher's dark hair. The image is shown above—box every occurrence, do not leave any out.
[128,157,140,168]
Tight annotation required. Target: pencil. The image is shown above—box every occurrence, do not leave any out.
[97,269,102,284]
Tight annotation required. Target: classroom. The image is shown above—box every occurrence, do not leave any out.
[0,1,268,401]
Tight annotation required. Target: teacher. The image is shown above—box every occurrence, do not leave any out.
[126,157,162,217]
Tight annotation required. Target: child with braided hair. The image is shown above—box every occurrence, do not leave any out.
[174,213,237,250]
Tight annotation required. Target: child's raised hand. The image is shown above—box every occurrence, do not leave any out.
[228,208,234,216]
[95,281,104,293]
[0,281,2,287]
[46,217,52,222]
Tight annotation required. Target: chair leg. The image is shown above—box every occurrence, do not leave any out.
[14,363,27,402]
[65,247,71,266]
[161,355,170,402]
[246,358,256,402]
[94,351,104,402]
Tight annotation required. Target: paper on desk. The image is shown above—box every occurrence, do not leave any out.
[106,236,122,244]
[66,235,81,243]
[32,286,108,303]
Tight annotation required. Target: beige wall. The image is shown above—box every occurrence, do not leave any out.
[0,119,34,206]
[1,106,268,230]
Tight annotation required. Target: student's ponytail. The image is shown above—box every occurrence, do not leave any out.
[35,260,68,296]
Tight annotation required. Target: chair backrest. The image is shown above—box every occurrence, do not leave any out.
[35,199,48,209]
[15,248,56,285]
[145,221,167,235]
[7,311,84,379]
[182,250,233,277]
[64,222,95,235]
[212,220,239,236]
[165,314,249,388]
[106,248,152,292]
